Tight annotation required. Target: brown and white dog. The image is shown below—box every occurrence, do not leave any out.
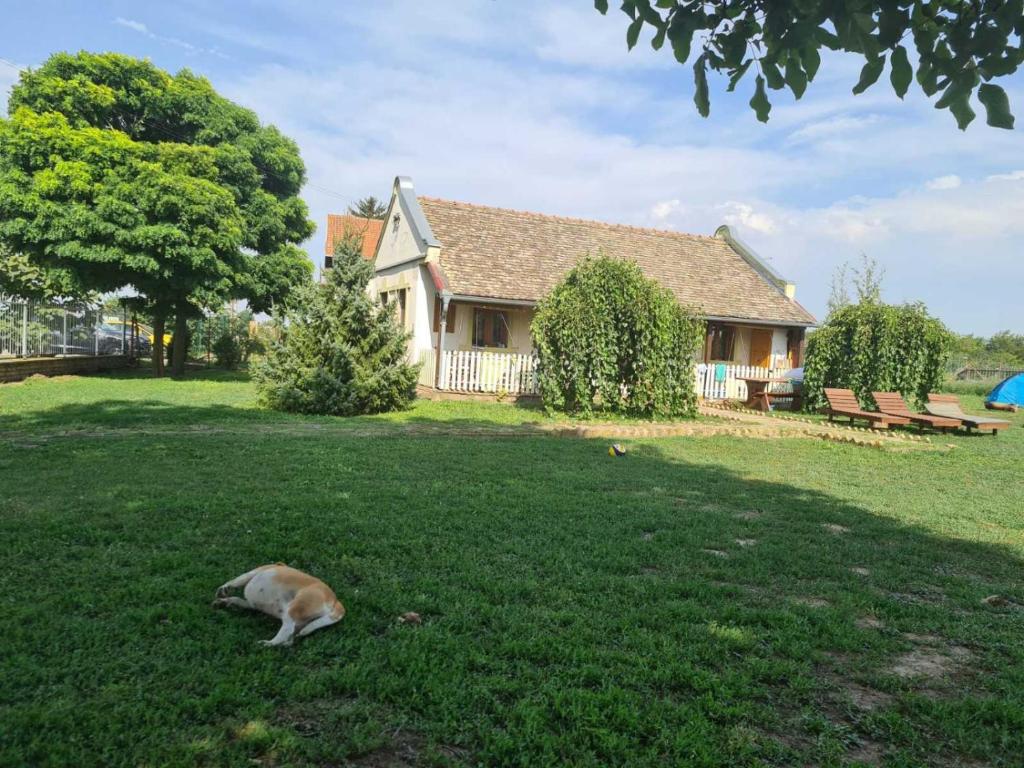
[212,564,345,646]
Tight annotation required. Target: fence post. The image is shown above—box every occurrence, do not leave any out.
[94,308,100,355]
[21,301,28,358]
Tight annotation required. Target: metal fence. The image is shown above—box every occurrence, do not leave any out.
[0,294,133,359]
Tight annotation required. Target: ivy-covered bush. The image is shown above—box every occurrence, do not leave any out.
[531,255,704,418]
[803,301,952,411]
[254,235,419,416]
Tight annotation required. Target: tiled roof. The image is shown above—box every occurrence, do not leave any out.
[324,214,384,261]
[418,198,816,325]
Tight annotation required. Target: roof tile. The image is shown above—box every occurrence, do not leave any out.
[324,214,384,261]
[418,198,815,325]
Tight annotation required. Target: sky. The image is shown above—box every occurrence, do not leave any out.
[2,1,1023,335]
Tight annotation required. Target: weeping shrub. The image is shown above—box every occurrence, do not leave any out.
[803,301,952,411]
[254,235,419,415]
[531,255,704,418]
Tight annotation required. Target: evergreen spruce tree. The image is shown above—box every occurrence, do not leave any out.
[255,235,419,415]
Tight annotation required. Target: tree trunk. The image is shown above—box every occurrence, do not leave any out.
[152,314,166,377]
[171,313,188,378]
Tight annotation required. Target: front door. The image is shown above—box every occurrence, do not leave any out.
[750,329,772,368]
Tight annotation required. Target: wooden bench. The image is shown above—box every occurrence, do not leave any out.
[824,388,910,429]
[872,392,962,433]
[926,394,1010,435]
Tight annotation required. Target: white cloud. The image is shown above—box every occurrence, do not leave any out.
[114,17,149,34]
[651,200,681,220]
[985,169,1024,182]
[534,5,669,70]
[787,114,883,144]
[925,174,961,190]
[112,16,228,58]
[717,202,778,235]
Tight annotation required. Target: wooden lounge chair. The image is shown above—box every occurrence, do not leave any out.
[925,394,1010,435]
[824,388,910,429]
[872,392,962,433]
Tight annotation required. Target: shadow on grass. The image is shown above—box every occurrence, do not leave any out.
[0,401,1022,767]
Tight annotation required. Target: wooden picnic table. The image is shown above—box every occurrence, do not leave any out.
[739,376,795,412]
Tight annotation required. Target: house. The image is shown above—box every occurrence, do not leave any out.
[322,214,385,274]
[370,176,816,396]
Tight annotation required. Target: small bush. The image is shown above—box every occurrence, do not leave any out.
[531,254,704,418]
[254,235,419,415]
[212,328,244,370]
[803,301,952,411]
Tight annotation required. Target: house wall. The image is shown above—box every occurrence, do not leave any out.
[442,303,534,354]
[770,328,789,368]
[706,323,803,367]
[375,204,423,270]
[373,263,433,361]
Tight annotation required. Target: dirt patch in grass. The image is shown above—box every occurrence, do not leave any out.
[792,597,831,608]
[702,548,729,558]
[888,646,971,681]
[849,566,870,576]
[843,682,895,713]
[348,728,424,767]
[822,523,850,534]
[734,538,757,548]
[734,509,763,521]
[845,738,885,766]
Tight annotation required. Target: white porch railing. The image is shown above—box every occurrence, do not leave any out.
[439,350,539,395]
[434,352,791,401]
[695,363,792,401]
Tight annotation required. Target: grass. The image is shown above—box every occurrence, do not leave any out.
[1,370,1023,767]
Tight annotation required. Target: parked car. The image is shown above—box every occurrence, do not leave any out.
[95,323,151,355]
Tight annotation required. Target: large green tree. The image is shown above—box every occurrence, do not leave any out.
[0,52,315,376]
[803,300,952,411]
[599,0,1022,129]
[531,255,705,418]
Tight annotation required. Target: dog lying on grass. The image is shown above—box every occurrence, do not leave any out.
[212,564,345,646]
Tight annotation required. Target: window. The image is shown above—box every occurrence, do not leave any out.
[324,255,334,270]
[472,308,509,349]
[708,323,735,361]
[379,289,407,326]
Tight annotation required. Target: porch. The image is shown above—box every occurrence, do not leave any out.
[419,348,795,403]
[417,301,805,402]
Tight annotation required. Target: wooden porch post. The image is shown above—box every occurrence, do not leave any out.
[703,323,714,364]
[788,327,807,367]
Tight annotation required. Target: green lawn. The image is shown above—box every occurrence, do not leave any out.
[1,371,1022,767]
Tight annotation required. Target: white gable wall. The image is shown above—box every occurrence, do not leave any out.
[374,205,423,270]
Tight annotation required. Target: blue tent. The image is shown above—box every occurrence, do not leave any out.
[987,372,1024,408]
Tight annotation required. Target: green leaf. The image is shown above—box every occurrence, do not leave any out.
[948,96,977,131]
[785,54,808,99]
[763,60,785,90]
[668,16,694,64]
[651,21,667,51]
[978,83,1015,129]
[632,0,662,26]
[727,60,752,92]
[594,0,609,14]
[853,56,885,94]
[749,74,771,123]
[626,17,644,50]
[890,46,912,99]
[693,55,710,117]
[801,46,821,81]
